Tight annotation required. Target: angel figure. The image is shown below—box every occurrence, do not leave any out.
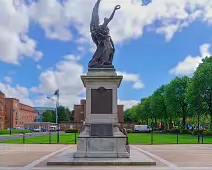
[88,0,121,68]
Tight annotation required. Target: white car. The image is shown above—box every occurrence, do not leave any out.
[33,128,40,132]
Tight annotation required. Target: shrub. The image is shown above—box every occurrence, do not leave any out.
[127,129,133,133]
[0,130,30,135]
[203,131,212,136]
[65,129,80,133]
[192,129,205,135]
[180,129,192,134]
[169,128,180,134]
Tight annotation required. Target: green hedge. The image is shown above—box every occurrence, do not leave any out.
[203,131,212,136]
[180,129,192,134]
[0,130,30,135]
[65,129,80,133]
[127,129,133,133]
[192,129,206,135]
[167,129,180,134]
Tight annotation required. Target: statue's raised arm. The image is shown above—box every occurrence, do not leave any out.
[102,5,121,28]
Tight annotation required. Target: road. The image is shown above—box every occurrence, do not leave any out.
[0,131,65,142]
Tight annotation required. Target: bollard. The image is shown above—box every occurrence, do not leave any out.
[202,134,204,144]
[49,132,51,144]
[151,132,153,145]
[177,133,179,144]
[23,132,25,144]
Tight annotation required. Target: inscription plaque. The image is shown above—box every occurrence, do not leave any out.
[91,87,112,114]
[90,124,113,137]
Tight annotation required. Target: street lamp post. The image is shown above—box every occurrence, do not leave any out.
[47,89,60,144]
[197,88,200,144]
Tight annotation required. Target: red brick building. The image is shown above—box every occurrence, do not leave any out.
[0,91,6,129]
[73,99,124,123]
[0,91,38,129]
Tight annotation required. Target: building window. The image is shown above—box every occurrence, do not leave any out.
[0,103,2,112]
[21,122,24,126]
[15,103,18,108]
[16,121,18,126]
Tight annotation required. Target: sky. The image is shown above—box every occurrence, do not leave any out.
[0,0,212,110]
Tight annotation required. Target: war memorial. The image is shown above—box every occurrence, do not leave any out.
[47,0,156,166]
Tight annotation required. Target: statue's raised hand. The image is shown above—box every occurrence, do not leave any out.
[115,5,121,10]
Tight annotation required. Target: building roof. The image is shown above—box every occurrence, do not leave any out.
[0,91,5,95]
[35,107,55,111]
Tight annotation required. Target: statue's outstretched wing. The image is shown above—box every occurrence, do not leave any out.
[90,0,100,34]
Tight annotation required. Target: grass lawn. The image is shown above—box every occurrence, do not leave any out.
[1,133,212,144]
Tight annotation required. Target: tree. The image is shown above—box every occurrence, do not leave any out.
[165,76,190,129]
[57,106,71,122]
[186,56,212,130]
[142,97,152,126]
[150,85,168,129]
[42,110,55,123]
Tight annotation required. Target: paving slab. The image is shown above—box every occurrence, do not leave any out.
[47,146,156,166]
[134,144,212,167]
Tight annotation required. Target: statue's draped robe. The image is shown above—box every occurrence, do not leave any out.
[88,26,114,67]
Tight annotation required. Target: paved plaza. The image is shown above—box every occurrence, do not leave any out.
[0,144,212,170]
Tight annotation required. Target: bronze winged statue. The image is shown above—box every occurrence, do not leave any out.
[88,0,121,68]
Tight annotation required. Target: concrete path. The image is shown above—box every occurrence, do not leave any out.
[0,144,212,170]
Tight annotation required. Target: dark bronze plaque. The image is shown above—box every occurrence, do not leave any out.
[91,87,112,114]
[90,124,113,137]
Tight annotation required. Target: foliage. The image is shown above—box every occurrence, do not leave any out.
[124,56,212,132]
[180,129,192,135]
[203,131,212,136]
[192,129,206,135]
[168,129,180,134]
[64,129,80,133]
[126,129,133,133]
[43,106,72,123]
[0,130,30,135]
[165,76,190,129]
[42,110,55,123]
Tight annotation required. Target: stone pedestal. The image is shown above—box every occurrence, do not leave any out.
[74,68,130,158]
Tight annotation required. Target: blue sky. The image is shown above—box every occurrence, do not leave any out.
[0,0,212,109]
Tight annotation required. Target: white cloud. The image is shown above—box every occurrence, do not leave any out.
[0,0,42,64]
[118,99,140,110]
[3,76,12,84]
[0,83,34,106]
[36,64,42,70]
[31,55,85,109]
[2,0,212,65]
[25,0,212,46]
[117,71,144,89]
[170,44,211,76]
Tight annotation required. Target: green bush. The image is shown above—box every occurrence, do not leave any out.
[203,131,212,136]
[65,129,80,133]
[169,128,180,134]
[127,129,133,133]
[180,129,192,134]
[192,129,205,135]
[0,130,30,135]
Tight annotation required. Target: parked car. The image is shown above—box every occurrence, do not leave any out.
[33,128,40,132]
[134,125,152,133]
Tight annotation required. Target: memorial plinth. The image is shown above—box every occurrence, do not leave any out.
[74,68,130,158]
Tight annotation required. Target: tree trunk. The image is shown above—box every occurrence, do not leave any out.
[169,118,173,130]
